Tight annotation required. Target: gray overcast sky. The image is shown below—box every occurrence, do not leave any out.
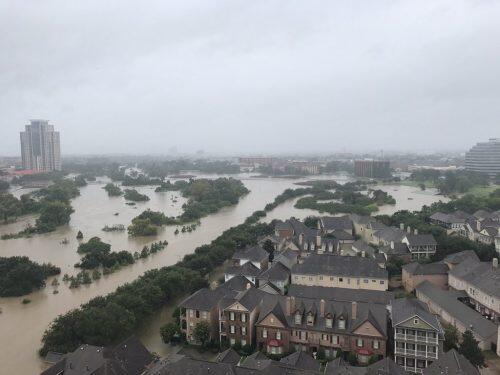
[1,0,499,156]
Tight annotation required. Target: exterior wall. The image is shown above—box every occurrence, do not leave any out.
[402,271,447,292]
[449,274,500,318]
[291,273,388,291]
[416,291,492,351]
[222,308,251,347]
[182,307,218,345]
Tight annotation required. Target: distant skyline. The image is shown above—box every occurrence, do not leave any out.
[1,1,499,156]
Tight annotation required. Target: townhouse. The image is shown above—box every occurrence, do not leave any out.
[390,298,444,374]
[255,295,388,363]
[179,275,250,345]
[416,281,497,351]
[291,254,388,291]
[402,262,449,292]
[448,257,500,322]
[402,232,437,260]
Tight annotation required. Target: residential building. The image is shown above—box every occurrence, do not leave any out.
[350,214,387,243]
[219,287,269,348]
[255,296,387,363]
[416,281,497,351]
[402,232,437,259]
[20,119,61,172]
[390,298,444,373]
[318,216,353,235]
[402,262,449,292]
[465,138,500,177]
[291,254,388,291]
[42,336,152,375]
[354,160,391,179]
[232,245,269,270]
[180,276,250,345]
[257,262,291,294]
[429,211,469,231]
[443,250,479,270]
[448,257,500,322]
[287,285,394,306]
[325,357,406,375]
[371,227,406,247]
[379,241,411,263]
[422,349,480,375]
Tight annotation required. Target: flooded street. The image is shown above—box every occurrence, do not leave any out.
[0,175,447,374]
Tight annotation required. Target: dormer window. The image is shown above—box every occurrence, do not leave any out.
[326,317,333,328]
[338,317,345,329]
[307,313,314,326]
[295,312,302,325]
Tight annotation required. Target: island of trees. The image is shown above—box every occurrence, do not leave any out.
[123,189,150,202]
[103,183,123,197]
[0,256,60,297]
[128,178,249,236]
[1,179,79,239]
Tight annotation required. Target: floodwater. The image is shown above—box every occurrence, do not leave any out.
[0,175,447,374]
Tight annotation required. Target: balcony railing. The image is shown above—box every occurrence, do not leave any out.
[394,348,437,359]
[395,333,438,344]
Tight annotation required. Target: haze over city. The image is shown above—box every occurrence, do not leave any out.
[1,0,500,155]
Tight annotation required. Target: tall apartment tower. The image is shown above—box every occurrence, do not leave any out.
[20,119,61,172]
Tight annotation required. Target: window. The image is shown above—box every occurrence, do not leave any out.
[241,339,247,346]
[339,278,343,282]
[262,329,267,338]
[338,318,345,329]
[357,339,363,347]
[322,334,328,341]
[372,280,376,283]
[241,326,246,335]
[241,314,246,323]
[230,325,235,334]
[307,314,314,325]
[230,312,235,321]
[230,338,235,346]
[195,310,200,318]
[330,277,334,281]
[300,331,307,340]
[380,280,385,284]
[275,331,281,340]
[347,278,351,284]
[294,276,298,280]
[309,277,313,281]
[364,279,368,284]
[189,310,194,317]
[414,318,419,324]
[319,276,323,280]
[326,318,332,328]
[295,313,301,325]
[373,340,379,349]
[332,335,338,344]
[202,311,207,319]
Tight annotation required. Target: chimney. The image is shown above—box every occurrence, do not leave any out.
[414,228,418,235]
[407,226,411,234]
[320,299,325,317]
[390,241,394,250]
[493,258,498,268]
[352,301,357,320]
[400,223,404,230]
[299,233,304,245]
[290,296,296,314]
[476,220,481,232]
[316,235,322,247]
[286,297,291,315]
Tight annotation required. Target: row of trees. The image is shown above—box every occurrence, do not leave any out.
[0,256,60,297]
[75,237,134,269]
[444,326,485,368]
[39,215,272,356]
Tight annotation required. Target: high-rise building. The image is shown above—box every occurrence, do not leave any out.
[20,119,61,172]
[465,138,500,177]
[354,159,391,178]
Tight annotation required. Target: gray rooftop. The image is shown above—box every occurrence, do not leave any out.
[402,261,449,275]
[422,349,480,375]
[292,254,388,279]
[233,245,269,263]
[416,281,497,341]
[449,258,500,299]
[390,298,442,333]
[404,233,437,246]
[287,285,394,305]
